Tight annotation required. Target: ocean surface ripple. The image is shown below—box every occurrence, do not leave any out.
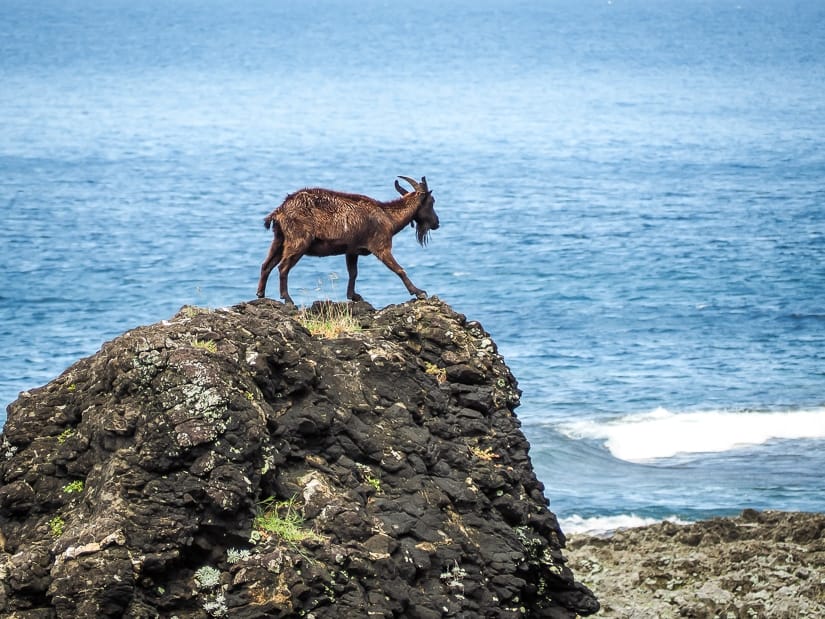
[2,0,824,526]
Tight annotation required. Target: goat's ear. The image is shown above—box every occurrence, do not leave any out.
[394,179,407,196]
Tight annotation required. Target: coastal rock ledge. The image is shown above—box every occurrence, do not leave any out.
[0,298,598,618]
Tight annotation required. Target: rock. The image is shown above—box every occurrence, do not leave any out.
[566,510,825,618]
[0,297,597,618]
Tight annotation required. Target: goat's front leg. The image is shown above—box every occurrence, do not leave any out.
[345,254,364,302]
[373,248,426,300]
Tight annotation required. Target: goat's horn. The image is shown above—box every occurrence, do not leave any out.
[398,176,421,192]
[394,179,407,196]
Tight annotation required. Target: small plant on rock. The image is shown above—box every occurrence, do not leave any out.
[192,338,218,354]
[193,565,222,589]
[440,560,467,594]
[48,516,65,537]
[365,472,381,493]
[202,593,228,618]
[226,547,251,564]
[356,463,382,493]
[56,428,75,444]
[252,495,322,546]
[1,436,17,459]
[62,480,84,494]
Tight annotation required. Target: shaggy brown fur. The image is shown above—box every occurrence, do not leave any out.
[256,176,439,305]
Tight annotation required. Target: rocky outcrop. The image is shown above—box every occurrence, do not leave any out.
[0,298,598,618]
[566,509,825,618]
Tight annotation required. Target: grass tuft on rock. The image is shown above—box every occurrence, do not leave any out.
[191,338,218,353]
[298,302,361,339]
[252,496,323,546]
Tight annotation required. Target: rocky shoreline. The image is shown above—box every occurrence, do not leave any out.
[566,509,825,618]
[2,296,822,618]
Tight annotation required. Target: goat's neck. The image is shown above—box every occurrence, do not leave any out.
[382,196,419,234]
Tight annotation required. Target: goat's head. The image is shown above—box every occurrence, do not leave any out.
[395,175,439,246]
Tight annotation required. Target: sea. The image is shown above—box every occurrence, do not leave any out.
[2,0,824,536]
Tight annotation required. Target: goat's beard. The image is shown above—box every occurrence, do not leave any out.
[414,222,432,247]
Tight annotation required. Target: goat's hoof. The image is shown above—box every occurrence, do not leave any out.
[256,291,265,299]
[414,291,428,300]
[349,293,364,302]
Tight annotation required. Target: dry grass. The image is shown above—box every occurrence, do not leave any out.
[298,302,361,338]
[191,338,218,353]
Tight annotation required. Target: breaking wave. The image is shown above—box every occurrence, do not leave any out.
[559,513,692,536]
[557,407,825,463]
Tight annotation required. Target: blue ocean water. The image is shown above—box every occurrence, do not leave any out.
[2,0,824,533]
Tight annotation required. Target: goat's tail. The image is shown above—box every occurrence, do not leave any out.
[263,212,277,230]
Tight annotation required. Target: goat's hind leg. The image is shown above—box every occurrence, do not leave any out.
[277,251,304,306]
[345,254,364,302]
[257,236,284,298]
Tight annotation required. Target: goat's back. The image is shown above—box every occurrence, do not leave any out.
[283,188,378,209]
[274,188,384,240]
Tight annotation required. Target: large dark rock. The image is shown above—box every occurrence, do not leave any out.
[0,298,598,618]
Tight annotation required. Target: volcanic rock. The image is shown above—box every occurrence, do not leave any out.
[0,298,598,618]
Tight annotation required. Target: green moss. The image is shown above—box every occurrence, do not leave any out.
[56,428,75,444]
[62,480,84,494]
[48,516,65,537]
[357,465,381,493]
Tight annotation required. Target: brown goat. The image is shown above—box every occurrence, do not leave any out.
[256,176,439,305]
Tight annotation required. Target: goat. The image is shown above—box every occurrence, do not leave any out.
[256,175,439,305]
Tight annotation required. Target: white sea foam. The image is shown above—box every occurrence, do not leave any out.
[559,513,691,536]
[558,407,825,463]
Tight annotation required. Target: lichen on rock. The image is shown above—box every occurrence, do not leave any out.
[0,297,598,618]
